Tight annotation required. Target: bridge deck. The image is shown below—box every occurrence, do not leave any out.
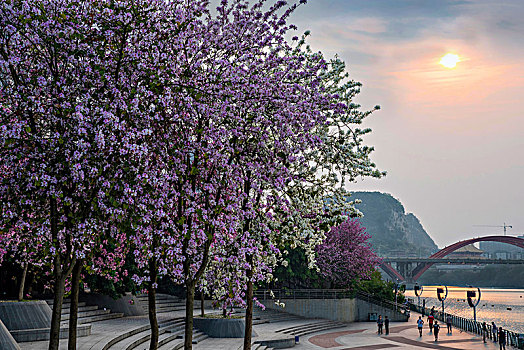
[383,258,524,264]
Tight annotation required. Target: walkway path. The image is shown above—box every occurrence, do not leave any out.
[19,310,505,350]
[294,312,502,350]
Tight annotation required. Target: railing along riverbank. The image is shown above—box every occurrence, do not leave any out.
[409,303,524,349]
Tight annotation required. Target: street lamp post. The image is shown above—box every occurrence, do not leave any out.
[437,286,448,319]
[394,279,399,311]
[467,287,481,322]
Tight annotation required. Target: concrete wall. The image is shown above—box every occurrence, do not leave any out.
[0,301,52,330]
[262,298,358,323]
[261,297,408,323]
[355,298,408,322]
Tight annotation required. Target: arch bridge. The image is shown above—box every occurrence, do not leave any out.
[380,235,524,282]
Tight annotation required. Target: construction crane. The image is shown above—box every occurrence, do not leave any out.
[473,223,513,236]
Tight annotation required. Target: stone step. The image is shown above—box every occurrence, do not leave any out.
[156,328,185,349]
[47,301,87,308]
[61,305,99,314]
[102,318,182,350]
[137,299,182,305]
[277,320,338,333]
[136,294,181,301]
[111,321,186,350]
[70,312,124,325]
[103,318,183,349]
[115,328,169,350]
[61,308,116,322]
[291,323,346,337]
[155,330,207,350]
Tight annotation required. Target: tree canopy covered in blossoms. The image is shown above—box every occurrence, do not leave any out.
[0,0,385,349]
[316,219,381,287]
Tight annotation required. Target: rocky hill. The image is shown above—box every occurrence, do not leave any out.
[350,191,438,256]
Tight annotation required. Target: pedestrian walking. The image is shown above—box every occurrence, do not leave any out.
[384,316,389,335]
[417,316,424,337]
[377,315,383,335]
[430,306,435,316]
[492,322,498,342]
[446,315,452,334]
[422,299,426,316]
[498,327,506,350]
[482,322,487,343]
[428,314,434,334]
[433,321,440,342]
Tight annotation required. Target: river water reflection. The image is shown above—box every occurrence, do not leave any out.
[405,286,524,333]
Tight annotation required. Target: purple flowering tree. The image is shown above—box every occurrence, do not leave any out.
[1,2,385,350]
[201,24,386,350]
[316,219,382,287]
[0,1,146,348]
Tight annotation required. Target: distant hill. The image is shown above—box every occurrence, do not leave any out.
[350,192,438,256]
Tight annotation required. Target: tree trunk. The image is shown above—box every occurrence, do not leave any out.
[184,282,195,350]
[48,275,66,350]
[49,196,64,350]
[68,260,82,350]
[243,256,254,350]
[200,291,204,317]
[26,270,34,297]
[148,258,159,350]
[18,262,29,301]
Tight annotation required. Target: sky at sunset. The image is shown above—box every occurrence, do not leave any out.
[292,0,524,247]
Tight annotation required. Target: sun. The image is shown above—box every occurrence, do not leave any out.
[439,53,461,68]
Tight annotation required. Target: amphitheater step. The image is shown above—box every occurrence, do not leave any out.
[277,320,346,337]
[46,299,124,325]
[46,300,87,309]
[103,318,184,350]
[135,294,200,313]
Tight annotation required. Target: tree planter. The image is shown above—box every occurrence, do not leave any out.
[193,317,257,338]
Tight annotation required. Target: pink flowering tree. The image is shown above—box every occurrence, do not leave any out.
[316,219,381,288]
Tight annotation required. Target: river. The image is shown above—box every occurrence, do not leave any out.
[405,286,524,333]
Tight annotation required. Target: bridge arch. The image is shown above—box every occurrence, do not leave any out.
[412,235,524,281]
[380,236,524,282]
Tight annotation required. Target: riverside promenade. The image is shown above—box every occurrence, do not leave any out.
[18,310,504,350]
[295,312,502,350]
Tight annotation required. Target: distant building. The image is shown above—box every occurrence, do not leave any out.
[479,235,524,259]
[447,244,484,259]
[435,244,485,271]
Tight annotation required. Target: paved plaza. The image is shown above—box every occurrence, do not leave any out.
[17,309,506,350]
[295,313,501,350]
